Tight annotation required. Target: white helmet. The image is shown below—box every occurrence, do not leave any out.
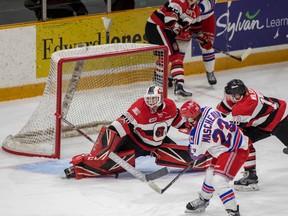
[144,86,163,113]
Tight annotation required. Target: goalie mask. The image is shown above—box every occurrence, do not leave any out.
[224,79,247,103]
[144,86,163,113]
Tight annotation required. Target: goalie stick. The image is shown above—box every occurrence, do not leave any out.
[60,117,95,143]
[148,160,196,194]
[60,117,170,181]
[192,37,252,62]
[109,152,170,182]
[61,43,86,118]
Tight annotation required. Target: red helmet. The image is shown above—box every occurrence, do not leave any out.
[180,100,201,120]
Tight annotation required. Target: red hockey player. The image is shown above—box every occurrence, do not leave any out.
[217,79,288,191]
[64,86,211,179]
[145,0,212,98]
[175,0,217,86]
[180,100,249,216]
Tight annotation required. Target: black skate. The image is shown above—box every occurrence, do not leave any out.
[168,76,174,88]
[185,193,209,213]
[63,166,75,179]
[174,82,192,98]
[226,205,240,216]
[234,171,259,191]
[206,71,217,85]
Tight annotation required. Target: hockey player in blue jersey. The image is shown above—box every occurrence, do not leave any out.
[180,100,249,216]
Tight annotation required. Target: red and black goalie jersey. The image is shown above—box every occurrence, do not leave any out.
[110,97,184,147]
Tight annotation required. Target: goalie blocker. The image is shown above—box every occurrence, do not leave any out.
[64,127,212,179]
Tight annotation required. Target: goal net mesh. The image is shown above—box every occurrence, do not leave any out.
[2,43,168,158]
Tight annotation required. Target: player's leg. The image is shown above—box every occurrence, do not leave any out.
[235,128,270,191]
[170,39,190,88]
[145,22,166,86]
[145,22,192,97]
[213,150,248,215]
[272,115,288,154]
[185,163,214,213]
[200,14,217,85]
[234,140,259,191]
[64,127,135,179]
[68,148,135,179]
[168,52,192,97]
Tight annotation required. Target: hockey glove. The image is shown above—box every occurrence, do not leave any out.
[172,23,182,35]
[176,29,193,41]
[188,144,204,161]
[178,122,192,134]
[195,32,213,50]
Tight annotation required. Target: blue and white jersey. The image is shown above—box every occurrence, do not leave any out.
[198,0,216,19]
[188,106,248,159]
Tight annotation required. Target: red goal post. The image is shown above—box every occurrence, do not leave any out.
[2,43,169,158]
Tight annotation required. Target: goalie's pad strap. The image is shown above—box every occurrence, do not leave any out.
[89,126,121,158]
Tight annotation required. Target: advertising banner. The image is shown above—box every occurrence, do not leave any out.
[36,8,154,78]
[192,0,288,56]
[35,0,288,77]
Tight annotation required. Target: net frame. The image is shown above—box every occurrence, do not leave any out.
[2,43,168,158]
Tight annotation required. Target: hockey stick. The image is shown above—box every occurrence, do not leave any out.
[192,37,252,62]
[62,43,85,118]
[61,117,95,143]
[109,152,170,182]
[148,160,197,194]
[213,46,252,62]
[61,117,170,181]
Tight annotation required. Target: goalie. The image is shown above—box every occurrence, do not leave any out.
[64,86,211,179]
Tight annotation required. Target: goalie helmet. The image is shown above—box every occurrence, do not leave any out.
[144,86,163,113]
[180,100,202,122]
[225,79,247,96]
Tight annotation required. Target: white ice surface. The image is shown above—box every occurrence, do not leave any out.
[1,62,288,216]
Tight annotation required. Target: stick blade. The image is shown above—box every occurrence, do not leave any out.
[240,47,252,61]
[145,167,170,181]
[108,152,146,182]
[148,181,164,194]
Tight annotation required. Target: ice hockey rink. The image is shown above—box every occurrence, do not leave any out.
[1,61,288,216]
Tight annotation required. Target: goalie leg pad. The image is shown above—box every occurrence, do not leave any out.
[70,149,136,179]
[89,126,121,159]
[154,143,212,170]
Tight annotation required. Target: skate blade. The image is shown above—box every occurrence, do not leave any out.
[234,183,260,191]
[60,174,69,179]
[185,208,206,213]
[174,94,192,102]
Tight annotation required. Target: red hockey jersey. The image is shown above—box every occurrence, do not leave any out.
[217,88,287,132]
[147,0,201,31]
[110,98,184,148]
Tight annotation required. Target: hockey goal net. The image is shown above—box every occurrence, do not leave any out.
[3,43,168,158]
